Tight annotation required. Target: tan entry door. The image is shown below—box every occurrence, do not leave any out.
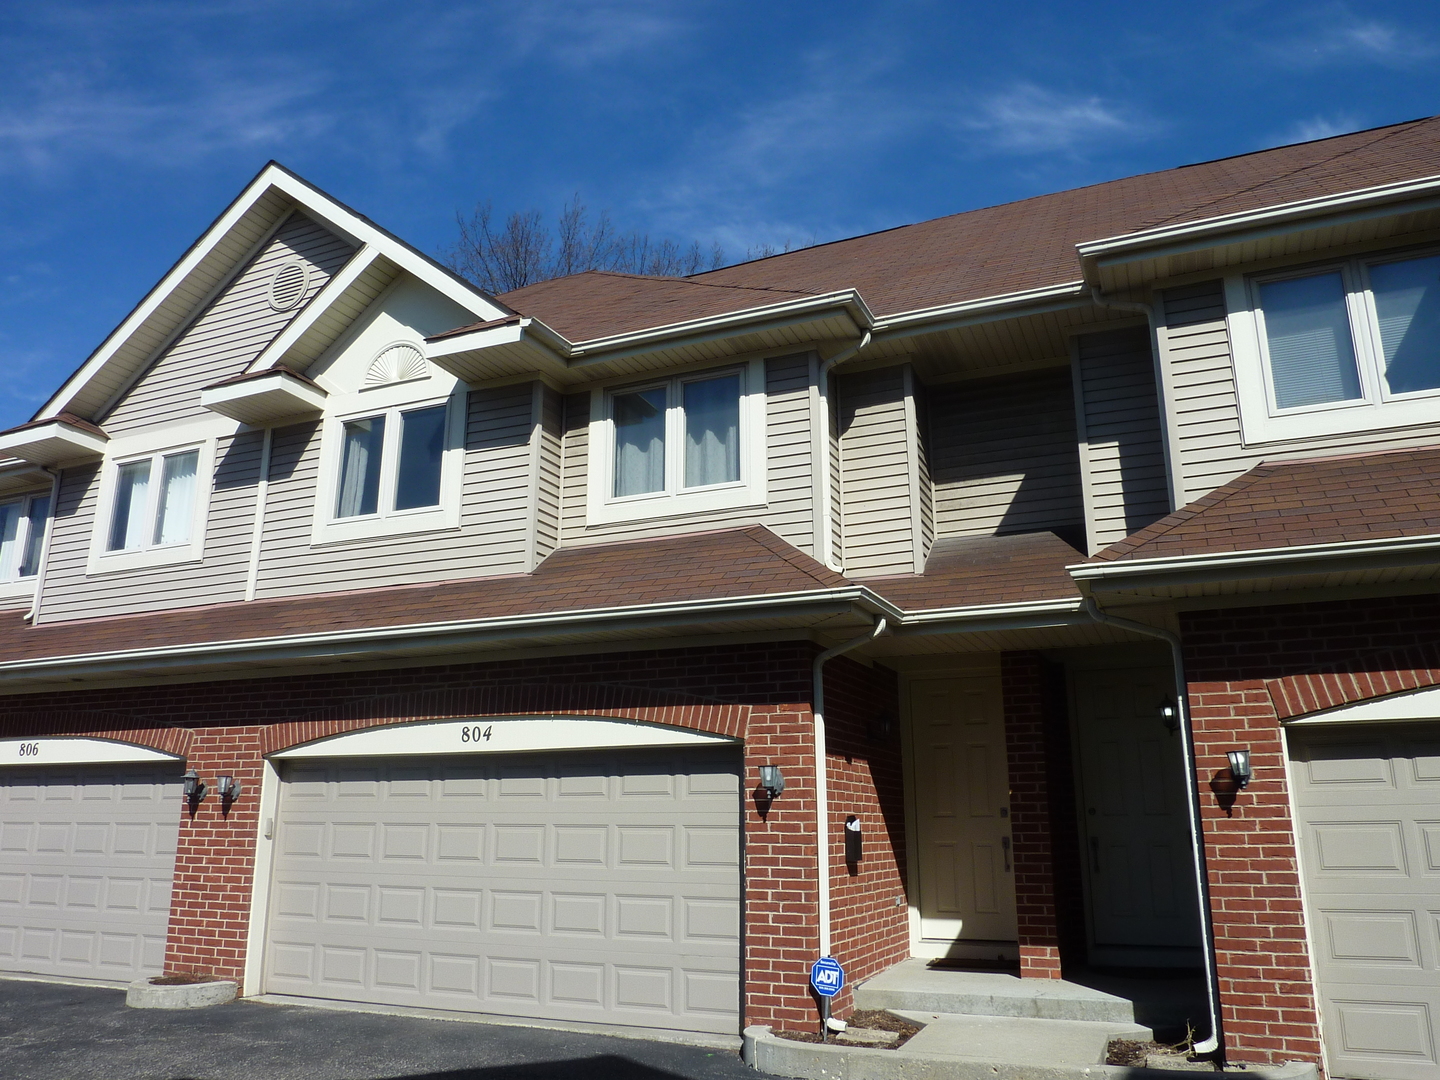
[1073,667,1201,962]
[263,747,741,1036]
[1290,723,1440,1080]
[910,676,1016,946]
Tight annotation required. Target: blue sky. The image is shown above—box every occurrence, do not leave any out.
[2,0,1439,430]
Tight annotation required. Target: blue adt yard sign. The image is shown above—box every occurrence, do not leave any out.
[810,956,844,998]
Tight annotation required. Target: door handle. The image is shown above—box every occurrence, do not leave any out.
[1089,837,1100,873]
[1001,836,1011,872]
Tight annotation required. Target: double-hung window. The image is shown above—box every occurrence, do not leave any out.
[88,442,211,574]
[1233,248,1440,441]
[317,397,460,543]
[588,361,766,524]
[0,493,50,587]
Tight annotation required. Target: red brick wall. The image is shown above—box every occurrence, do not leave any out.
[1001,651,1085,978]
[1179,594,1440,1068]
[0,641,904,1032]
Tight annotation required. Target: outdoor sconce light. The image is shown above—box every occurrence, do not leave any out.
[182,770,207,805]
[867,711,895,743]
[217,775,242,804]
[758,765,786,800]
[1157,695,1180,734]
[1227,749,1252,789]
[844,815,863,863]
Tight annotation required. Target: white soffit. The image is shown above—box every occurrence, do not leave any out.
[1289,683,1440,725]
[272,715,737,760]
[0,422,107,467]
[0,737,182,767]
[200,371,328,425]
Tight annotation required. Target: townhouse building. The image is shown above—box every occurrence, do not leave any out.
[3,115,1440,1078]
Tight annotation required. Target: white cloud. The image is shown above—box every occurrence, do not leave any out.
[960,83,1144,154]
[1273,15,1435,67]
[1275,113,1366,145]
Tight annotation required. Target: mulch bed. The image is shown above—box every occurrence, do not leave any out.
[775,1009,923,1049]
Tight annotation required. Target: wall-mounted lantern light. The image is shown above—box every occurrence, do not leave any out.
[1157,695,1180,734]
[844,815,863,863]
[217,775,242,804]
[867,711,895,743]
[758,765,786,800]
[1227,749,1252,789]
[182,770,207,805]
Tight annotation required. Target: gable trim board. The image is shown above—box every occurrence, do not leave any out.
[37,164,505,427]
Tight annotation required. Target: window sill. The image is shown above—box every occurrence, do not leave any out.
[585,492,768,528]
[0,578,37,602]
[310,511,460,548]
[86,549,204,577]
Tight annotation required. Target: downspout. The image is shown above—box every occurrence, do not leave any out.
[812,614,887,960]
[244,428,273,602]
[1083,596,1224,1060]
[23,467,62,624]
[1088,287,1182,513]
[815,332,871,572]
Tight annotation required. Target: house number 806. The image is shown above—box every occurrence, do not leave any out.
[17,743,39,757]
[459,725,493,744]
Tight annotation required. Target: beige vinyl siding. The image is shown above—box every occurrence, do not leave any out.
[254,385,534,598]
[1074,327,1170,551]
[829,378,843,565]
[557,356,817,553]
[533,384,563,565]
[1158,280,1440,505]
[914,377,934,563]
[929,368,1083,545]
[839,366,921,577]
[37,432,262,622]
[103,214,356,436]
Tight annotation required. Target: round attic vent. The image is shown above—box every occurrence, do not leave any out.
[364,342,428,386]
[267,261,310,311]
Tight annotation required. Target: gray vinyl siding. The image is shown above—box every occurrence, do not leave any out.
[102,214,356,436]
[914,378,934,562]
[929,368,1083,544]
[1157,280,1440,506]
[839,367,920,577]
[533,385,563,565]
[254,386,534,598]
[829,381,843,565]
[557,356,817,553]
[1074,327,1170,551]
[37,431,262,622]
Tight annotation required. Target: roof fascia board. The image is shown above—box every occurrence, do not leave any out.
[1077,174,1440,270]
[243,244,380,374]
[872,282,1091,340]
[46,201,300,422]
[5,587,885,684]
[1071,533,1440,590]
[891,597,1088,635]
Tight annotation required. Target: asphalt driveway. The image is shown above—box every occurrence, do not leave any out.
[0,979,760,1080]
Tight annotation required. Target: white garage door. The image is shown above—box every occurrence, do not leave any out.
[0,764,182,984]
[263,747,742,1034]
[1290,724,1440,1080]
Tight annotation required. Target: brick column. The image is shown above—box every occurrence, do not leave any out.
[1001,652,1060,977]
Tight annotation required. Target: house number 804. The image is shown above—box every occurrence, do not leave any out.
[459,725,493,744]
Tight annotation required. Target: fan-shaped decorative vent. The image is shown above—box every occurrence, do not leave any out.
[267,261,310,311]
[364,343,429,386]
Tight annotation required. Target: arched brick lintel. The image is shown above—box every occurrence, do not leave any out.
[1266,641,1440,720]
[260,683,754,756]
[0,711,191,759]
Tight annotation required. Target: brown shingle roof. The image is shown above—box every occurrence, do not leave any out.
[867,532,1083,610]
[492,117,1440,342]
[1092,446,1440,562]
[0,527,848,663]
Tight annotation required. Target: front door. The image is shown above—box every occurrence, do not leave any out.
[1072,667,1201,964]
[910,676,1016,951]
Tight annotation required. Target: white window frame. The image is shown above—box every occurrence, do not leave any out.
[585,359,767,526]
[0,491,51,601]
[311,383,465,546]
[87,438,214,575]
[1227,245,1440,444]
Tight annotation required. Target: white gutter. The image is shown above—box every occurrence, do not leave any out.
[1077,172,1440,264]
[872,281,1089,339]
[1082,598,1224,1061]
[812,616,888,961]
[1070,532,1440,587]
[894,596,1087,632]
[0,587,897,683]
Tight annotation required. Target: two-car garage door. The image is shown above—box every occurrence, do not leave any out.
[262,746,742,1035]
[1291,723,1440,1080]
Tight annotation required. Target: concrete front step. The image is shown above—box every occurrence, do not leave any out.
[892,1011,1152,1065]
[854,959,1137,1023]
